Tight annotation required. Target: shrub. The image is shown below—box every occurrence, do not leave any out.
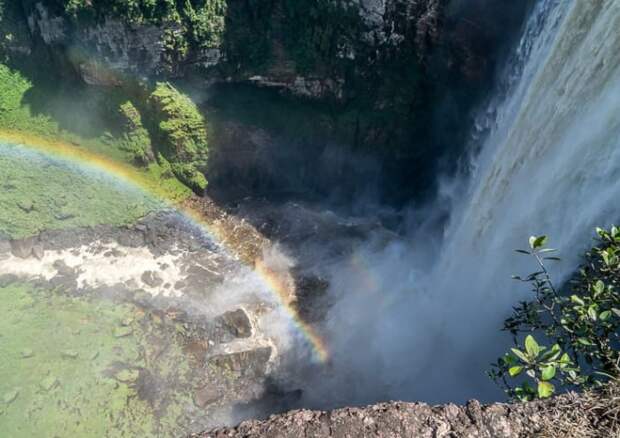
[148,82,208,193]
[490,229,620,401]
[117,101,153,165]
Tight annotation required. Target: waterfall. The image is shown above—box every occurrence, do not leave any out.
[428,0,620,401]
[301,0,620,407]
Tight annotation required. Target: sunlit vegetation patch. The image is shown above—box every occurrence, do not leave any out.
[0,145,159,239]
[0,282,196,436]
[0,64,193,203]
[148,82,209,193]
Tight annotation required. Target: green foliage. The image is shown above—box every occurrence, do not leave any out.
[148,82,208,193]
[0,145,159,239]
[171,162,207,193]
[118,100,153,165]
[55,0,225,59]
[0,63,191,203]
[490,229,620,401]
[280,0,362,73]
[0,64,59,137]
[183,0,227,50]
[0,281,198,436]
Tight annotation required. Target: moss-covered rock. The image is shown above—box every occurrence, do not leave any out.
[148,82,208,193]
[118,100,153,165]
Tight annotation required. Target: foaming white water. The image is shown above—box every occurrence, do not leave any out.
[302,0,620,406]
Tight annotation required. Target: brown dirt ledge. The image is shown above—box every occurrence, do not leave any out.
[196,383,620,438]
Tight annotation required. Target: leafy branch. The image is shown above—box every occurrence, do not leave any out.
[489,228,620,401]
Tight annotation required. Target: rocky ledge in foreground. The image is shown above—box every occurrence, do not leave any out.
[198,383,620,438]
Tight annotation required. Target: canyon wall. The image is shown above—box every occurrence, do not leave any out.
[1,2,532,197]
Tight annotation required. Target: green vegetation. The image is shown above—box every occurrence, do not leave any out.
[0,63,194,200]
[0,144,160,239]
[222,0,364,75]
[54,0,226,52]
[0,282,197,436]
[0,64,59,138]
[490,229,620,401]
[148,82,208,193]
[118,100,153,165]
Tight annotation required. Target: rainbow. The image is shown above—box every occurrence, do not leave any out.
[0,129,329,363]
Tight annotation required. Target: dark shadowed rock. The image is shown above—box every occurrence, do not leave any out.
[10,237,35,258]
[194,386,221,409]
[208,347,272,378]
[198,395,577,438]
[141,271,163,288]
[32,243,45,260]
[218,309,252,339]
[0,274,19,287]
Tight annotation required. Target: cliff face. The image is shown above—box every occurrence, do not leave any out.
[14,0,441,97]
[198,384,620,438]
[0,0,533,203]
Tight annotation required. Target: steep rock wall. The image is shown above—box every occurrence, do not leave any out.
[198,385,620,438]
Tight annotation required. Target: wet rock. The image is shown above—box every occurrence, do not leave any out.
[104,248,125,258]
[54,211,76,221]
[10,237,35,258]
[2,389,19,404]
[141,270,163,288]
[20,349,34,358]
[16,200,34,212]
[115,369,140,383]
[117,229,145,247]
[52,260,75,277]
[32,243,45,260]
[0,240,11,254]
[0,274,19,288]
[113,326,133,338]
[208,347,272,377]
[193,386,220,408]
[39,376,59,391]
[61,350,79,359]
[219,309,252,338]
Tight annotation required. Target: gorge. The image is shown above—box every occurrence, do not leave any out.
[0,0,619,436]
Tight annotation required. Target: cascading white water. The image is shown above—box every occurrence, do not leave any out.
[424,0,620,401]
[300,0,620,407]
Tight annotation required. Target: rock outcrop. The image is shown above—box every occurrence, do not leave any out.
[199,385,620,438]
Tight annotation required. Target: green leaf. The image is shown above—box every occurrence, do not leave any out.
[577,338,593,346]
[508,366,524,377]
[511,348,530,363]
[600,310,612,321]
[611,308,620,318]
[529,235,548,250]
[588,306,598,321]
[538,248,557,253]
[537,381,555,398]
[541,344,562,361]
[559,353,571,368]
[571,295,585,306]
[524,335,540,358]
[541,365,556,381]
[593,280,605,296]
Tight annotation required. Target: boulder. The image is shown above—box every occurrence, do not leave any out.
[141,270,163,288]
[10,237,35,258]
[218,309,252,339]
